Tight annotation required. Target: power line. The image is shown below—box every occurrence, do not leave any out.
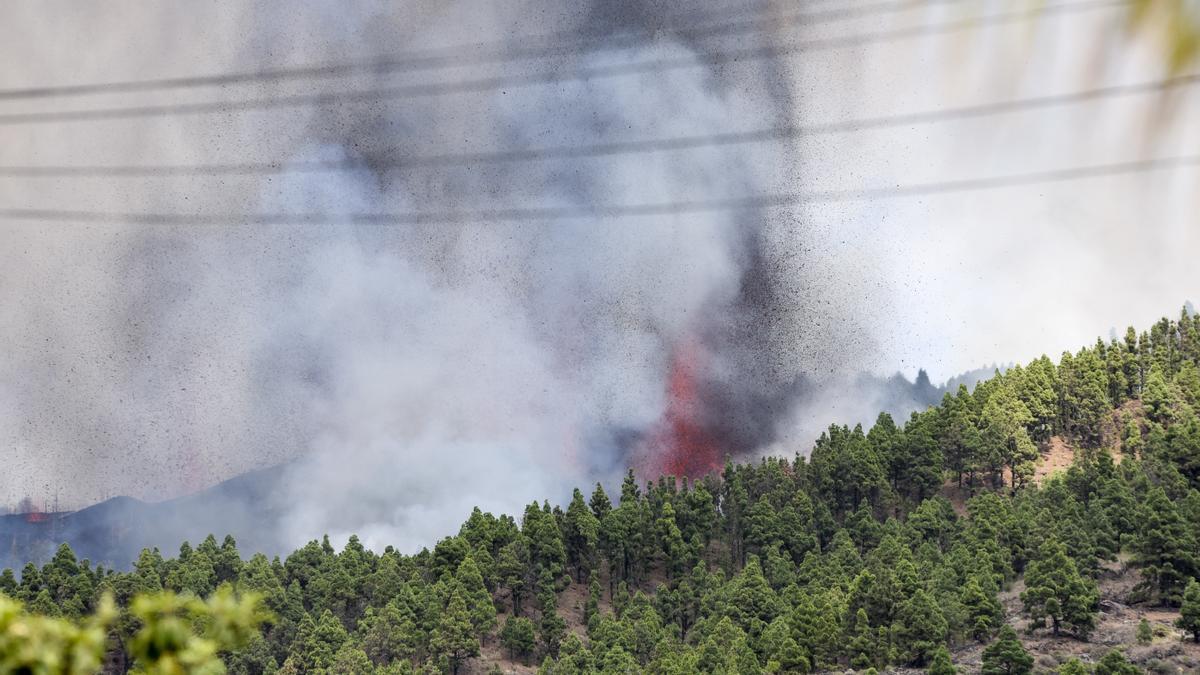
[4,153,1196,224]
[0,0,1122,126]
[0,0,958,101]
[3,72,1193,177]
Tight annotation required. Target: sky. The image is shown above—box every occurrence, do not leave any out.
[0,0,1197,546]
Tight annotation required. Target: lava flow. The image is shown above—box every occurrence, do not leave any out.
[636,337,725,478]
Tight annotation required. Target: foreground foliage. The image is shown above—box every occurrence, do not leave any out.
[4,308,1200,673]
[0,588,266,674]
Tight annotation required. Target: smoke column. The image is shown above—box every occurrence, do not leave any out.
[0,0,927,554]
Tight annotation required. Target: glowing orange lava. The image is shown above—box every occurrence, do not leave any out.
[638,337,724,478]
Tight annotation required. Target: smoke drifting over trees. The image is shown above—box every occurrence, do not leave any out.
[0,0,909,552]
[1,0,1195,554]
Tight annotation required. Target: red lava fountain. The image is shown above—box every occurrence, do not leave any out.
[17,496,46,523]
[637,337,725,478]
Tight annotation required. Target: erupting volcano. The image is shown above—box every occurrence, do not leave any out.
[636,337,726,478]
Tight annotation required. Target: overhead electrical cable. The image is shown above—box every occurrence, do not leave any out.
[0,0,1122,126]
[3,153,1196,224]
[0,0,964,101]
[2,72,1193,177]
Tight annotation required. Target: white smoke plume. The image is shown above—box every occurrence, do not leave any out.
[1,0,878,554]
[5,0,1191,559]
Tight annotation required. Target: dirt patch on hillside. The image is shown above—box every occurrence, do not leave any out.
[941,559,1200,674]
[1035,436,1076,482]
[939,436,1078,514]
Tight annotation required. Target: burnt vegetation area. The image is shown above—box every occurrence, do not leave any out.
[6,308,1200,674]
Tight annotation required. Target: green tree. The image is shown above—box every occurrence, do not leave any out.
[1136,617,1153,644]
[599,645,639,674]
[455,556,496,639]
[979,384,1037,488]
[430,589,478,675]
[846,608,878,671]
[584,573,601,627]
[328,642,373,675]
[589,482,612,521]
[1058,658,1090,675]
[564,488,600,583]
[289,610,349,672]
[980,625,1033,675]
[499,616,535,663]
[1176,578,1200,641]
[1094,649,1142,675]
[497,536,530,617]
[939,388,982,488]
[961,574,1003,641]
[1020,539,1097,639]
[656,502,689,581]
[0,588,267,675]
[358,602,420,666]
[758,616,809,674]
[926,644,957,675]
[536,576,566,659]
[1059,348,1111,448]
[1134,487,1198,604]
[696,616,761,674]
[1143,363,1176,423]
[0,592,113,674]
[892,588,948,665]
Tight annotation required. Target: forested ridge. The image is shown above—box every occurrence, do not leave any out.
[6,309,1200,674]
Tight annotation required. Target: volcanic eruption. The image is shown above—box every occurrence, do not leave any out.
[635,336,724,478]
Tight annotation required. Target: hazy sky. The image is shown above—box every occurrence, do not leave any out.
[797,0,1199,381]
[0,0,1197,533]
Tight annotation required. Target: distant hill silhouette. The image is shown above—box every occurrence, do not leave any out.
[1,464,289,571]
[1,366,1007,571]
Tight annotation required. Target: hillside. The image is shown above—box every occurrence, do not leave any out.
[3,308,1200,674]
[0,465,290,572]
[0,367,963,574]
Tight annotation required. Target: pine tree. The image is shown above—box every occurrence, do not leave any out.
[584,573,601,627]
[589,482,612,521]
[926,644,957,675]
[656,502,689,581]
[978,384,1037,488]
[564,488,600,583]
[497,536,530,616]
[696,616,761,674]
[455,555,496,639]
[499,616,536,663]
[980,625,1033,675]
[359,601,420,665]
[1143,363,1175,423]
[599,645,640,674]
[961,573,1003,642]
[1134,487,1198,604]
[892,588,948,666]
[846,608,877,671]
[1176,578,1200,641]
[1060,348,1111,448]
[1093,649,1142,675]
[1136,617,1153,644]
[329,642,373,675]
[1020,539,1097,639]
[431,589,479,675]
[1057,658,1090,675]
[537,577,566,659]
[759,616,810,674]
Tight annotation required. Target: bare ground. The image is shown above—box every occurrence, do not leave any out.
[922,560,1200,675]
